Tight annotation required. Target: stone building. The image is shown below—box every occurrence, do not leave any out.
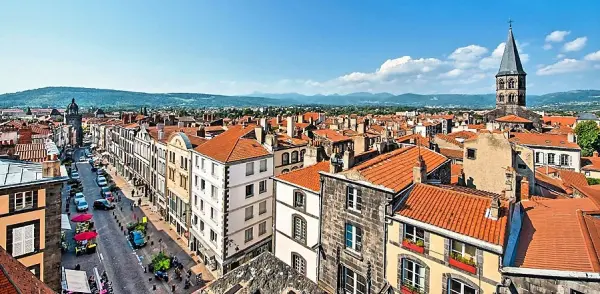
[0,144,68,292]
[318,145,450,293]
[484,26,541,129]
[64,98,83,146]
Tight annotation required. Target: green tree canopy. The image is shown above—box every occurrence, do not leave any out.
[574,120,600,157]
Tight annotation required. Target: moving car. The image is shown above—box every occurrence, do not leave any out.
[93,199,115,210]
[129,230,147,248]
[79,156,86,162]
[76,200,89,212]
[71,171,80,180]
[73,192,85,204]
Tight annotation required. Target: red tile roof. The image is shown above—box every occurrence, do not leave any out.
[194,124,270,163]
[496,114,532,123]
[347,146,448,192]
[397,184,507,245]
[582,156,600,172]
[439,148,463,159]
[548,125,574,135]
[313,129,352,143]
[516,198,600,271]
[204,126,225,132]
[275,161,329,192]
[448,130,477,140]
[543,116,577,127]
[14,143,47,162]
[451,164,462,184]
[468,124,485,130]
[0,246,55,294]
[435,133,464,148]
[509,133,580,149]
[276,134,308,147]
[302,112,321,122]
[396,134,429,147]
[148,126,200,143]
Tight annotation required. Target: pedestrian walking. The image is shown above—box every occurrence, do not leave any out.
[75,264,80,270]
[138,198,142,207]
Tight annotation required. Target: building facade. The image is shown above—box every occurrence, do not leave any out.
[0,150,68,292]
[165,132,195,240]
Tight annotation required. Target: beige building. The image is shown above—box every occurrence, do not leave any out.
[387,184,507,294]
[462,132,535,199]
[165,132,207,240]
[0,150,68,292]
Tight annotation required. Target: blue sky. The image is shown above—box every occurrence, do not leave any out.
[1,0,599,96]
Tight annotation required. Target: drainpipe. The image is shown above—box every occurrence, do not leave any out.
[316,177,325,282]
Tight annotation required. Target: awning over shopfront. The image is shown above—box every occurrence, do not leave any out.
[101,152,110,157]
[62,268,91,293]
[61,214,72,230]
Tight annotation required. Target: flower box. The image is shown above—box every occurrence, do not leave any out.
[449,257,477,274]
[402,240,424,254]
[401,285,421,294]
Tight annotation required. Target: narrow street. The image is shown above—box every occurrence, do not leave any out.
[61,148,203,294]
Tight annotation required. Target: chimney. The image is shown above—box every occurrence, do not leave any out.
[304,141,321,166]
[42,154,61,178]
[412,155,427,184]
[489,195,501,220]
[260,118,268,130]
[177,121,185,128]
[342,149,355,170]
[287,116,296,138]
[255,126,264,144]
[276,114,282,124]
[520,177,530,201]
[297,114,303,124]
[594,151,599,158]
[353,134,368,154]
[329,152,343,173]
[358,123,366,134]
[197,126,205,138]
[157,123,164,131]
[350,117,357,130]
[158,130,164,141]
[567,132,575,143]
[18,127,33,144]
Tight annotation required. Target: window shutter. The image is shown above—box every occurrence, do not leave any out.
[12,228,23,257]
[345,224,352,248]
[345,186,350,208]
[356,189,362,210]
[569,155,572,166]
[24,225,34,254]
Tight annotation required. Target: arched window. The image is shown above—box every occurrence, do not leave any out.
[300,149,306,161]
[508,93,515,103]
[282,152,289,165]
[292,215,307,243]
[291,253,306,275]
[291,151,299,163]
[508,78,515,89]
[498,79,505,90]
[498,94,504,102]
[282,169,289,174]
[291,166,298,171]
[560,154,570,166]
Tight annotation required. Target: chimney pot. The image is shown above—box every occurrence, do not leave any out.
[594,151,599,158]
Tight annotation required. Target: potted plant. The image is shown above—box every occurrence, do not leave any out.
[402,238,425,254]
[449,252,477,274]
[151,252,171,272]
[401,284,424,294]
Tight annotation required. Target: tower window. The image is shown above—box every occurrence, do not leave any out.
[509,94,516,103]
[498,94,504,102]
[508,78,515,89]
[498,79,505,90]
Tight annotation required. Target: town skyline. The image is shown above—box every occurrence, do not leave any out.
[1,1,600,96]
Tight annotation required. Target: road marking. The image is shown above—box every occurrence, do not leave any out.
[100,253,104,261]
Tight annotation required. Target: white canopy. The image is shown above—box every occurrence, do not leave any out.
[61,214,71,230]
[62,269,91,293]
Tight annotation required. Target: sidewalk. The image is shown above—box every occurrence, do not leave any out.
[105,165,216,281]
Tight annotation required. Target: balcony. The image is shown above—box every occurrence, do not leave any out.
[402,239,424,254]
[401,285,424,294]
[449,253,477,274]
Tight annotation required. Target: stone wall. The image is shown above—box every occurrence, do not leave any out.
[506,275,600,294]
[43,183,63,292]
[318,175,392,293]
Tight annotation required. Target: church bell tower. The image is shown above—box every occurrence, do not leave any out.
[495,24,527,108]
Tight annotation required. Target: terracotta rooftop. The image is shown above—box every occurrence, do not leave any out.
[313,129,352,143]
[467,124,486,130]
[543,116,576,127]
[435,133,464,148]
[275,161,329,192]
[548,125,574,135]
[496,114,532,123]
[346,146,448,192]
[148,126,200,143]
[397,184,507,245]
[439,148,463,160]
[582,155,600,172]
[448,130,477,140]
[451,164,462,185]
[14,143,47,162]
[276,134,309,147]
[509,133,580,149]
[516,198,600,272]
[204,126,225,132]
[396,134,430,147]
[0,246,55,294]
[303,112,321,122]
[194,124,270,163]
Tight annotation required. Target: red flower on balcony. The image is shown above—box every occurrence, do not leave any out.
[401,285,423,294]
[402,239,425,254]
[449,255,477,274]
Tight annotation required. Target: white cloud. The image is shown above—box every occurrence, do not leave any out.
[545,30,571,42]
[543,43,553,50]
[557,54,566,59]
[439,69,463,78]
[536,59,588,75]
[563,37,588,52]
[584,50,600,61]
[448,45,488,69]
[337,56,443,83]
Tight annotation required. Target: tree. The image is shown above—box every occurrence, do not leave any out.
[574,120,600,157]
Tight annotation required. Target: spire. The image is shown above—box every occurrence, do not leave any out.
[497,24,526,76]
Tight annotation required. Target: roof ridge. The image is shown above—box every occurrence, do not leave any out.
[354,146,414,171]
[430,184,502,202]
[577,210,600,271]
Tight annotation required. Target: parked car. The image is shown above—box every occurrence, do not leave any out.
[97,169,105,176]
[73,192,85,204]
[97,176,107,186]
[71,171,80,180]
[93,199,115,210]
[100,186,111,196]
[79,156,86,162]
[103,191,115,202]
[129,230,147,248]
[76,200,89,212]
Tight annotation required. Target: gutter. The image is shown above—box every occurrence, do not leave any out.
[316,177,325,282]
[393,214,504,254]
[501,267,600,279]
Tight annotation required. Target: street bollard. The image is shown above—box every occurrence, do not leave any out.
[153,285,156,291]
[171,285,175,292]
[151,241,154,246]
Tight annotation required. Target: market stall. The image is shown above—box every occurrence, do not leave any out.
[74,231,98,256]
[61,268,91,293]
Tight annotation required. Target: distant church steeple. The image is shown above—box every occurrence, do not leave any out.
[495,23,527,108]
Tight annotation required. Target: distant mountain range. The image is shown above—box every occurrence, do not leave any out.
[2,87,600,111]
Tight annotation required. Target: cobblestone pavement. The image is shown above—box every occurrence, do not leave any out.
[61,148,206,294]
